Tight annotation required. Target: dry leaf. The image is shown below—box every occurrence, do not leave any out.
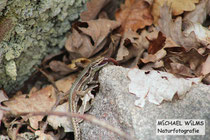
[35,131,56,140]
[147,32,166,54]
[183,21,210,46]
[141,31,178,64]
[115,0,153,34]
[4,86,56,129]
[141,49,167,63]
[201,54,210,84]
[158,4,200,51]
[128,68,201,107]
[163,48,208,77]
[47,102,71,132]
[68,58,91,70]
[0,90,8,126]
[152,0,200,24]
[201,54,210,75]
[65,19,120,58]
[80,0,111,21]
[184,0,210,24]
[49,60,74,75]
[3,74,76,129]
[116,30,145,67]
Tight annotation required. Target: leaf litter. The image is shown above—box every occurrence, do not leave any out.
[1,0,210,139]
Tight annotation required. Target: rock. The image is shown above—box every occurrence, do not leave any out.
[0,0,87,93]
[81,65,210,140]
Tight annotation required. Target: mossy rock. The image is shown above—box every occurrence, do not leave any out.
[0,0,87,93]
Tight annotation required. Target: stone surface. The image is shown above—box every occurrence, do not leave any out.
[81,65,210,140]
[0,0,87,93]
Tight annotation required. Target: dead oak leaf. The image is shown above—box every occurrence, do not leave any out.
[147,32,166,54]
[183,21,210,47]
[80,0,111,21]
[152,0,200,24]
[3,86,56,129]
[65,19,120,58]
[158,4,200,51]
[115,0,153,34]
[184,0,210,24]
[163,48,208,78]
[116,30,145,67]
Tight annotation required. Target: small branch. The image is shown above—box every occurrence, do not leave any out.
[18,111,136,140]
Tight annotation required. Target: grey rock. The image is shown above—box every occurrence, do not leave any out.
[81,65,210,140]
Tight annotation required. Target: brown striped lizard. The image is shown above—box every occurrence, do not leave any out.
[69,57,117,140]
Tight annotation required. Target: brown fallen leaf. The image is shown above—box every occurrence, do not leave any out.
[201,54,210,84]
[147,32,166,54]
[116,30,145,67]
[3,74,77,129]
[115,0,153,34]
[152,0,200,24]
[99,34,121,58]
[80,0,111,21]
[4,86,56,129]
[49,60,74,76]
[201,54,210,75]
[158,4,200,51]
[163,48,208,77]
[65,19,120,58]
[141,31,179,64]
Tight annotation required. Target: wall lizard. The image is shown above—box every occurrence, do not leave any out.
[69,57,117,140]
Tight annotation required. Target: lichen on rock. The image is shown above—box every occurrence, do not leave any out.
[0,0,87,93]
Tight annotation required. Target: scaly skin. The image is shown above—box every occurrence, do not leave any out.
[69,57,117,140]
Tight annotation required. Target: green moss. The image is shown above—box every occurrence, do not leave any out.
[0,0,87,93]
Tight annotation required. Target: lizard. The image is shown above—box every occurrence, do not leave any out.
[69,57,117,140]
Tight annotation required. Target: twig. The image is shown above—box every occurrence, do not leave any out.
[19,111,137,140]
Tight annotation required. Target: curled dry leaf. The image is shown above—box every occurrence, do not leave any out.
[80,0,111,21]
[158,4,200,51]
[99,34,121,58]
[184,0,210,24]
[68,58,91,70]
[49,60,74,76]
[152,0,200,24]
[65,19,120,58]
[115,0,153,34]
[116,30,145,67]
[128,68,201,107]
